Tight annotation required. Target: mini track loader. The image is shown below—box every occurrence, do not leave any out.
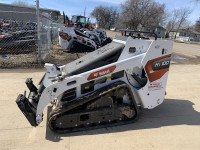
[59,14,111,51]
[16,30,173,133]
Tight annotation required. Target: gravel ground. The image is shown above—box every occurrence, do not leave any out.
[0,45,87,68]
[0,30,199,68]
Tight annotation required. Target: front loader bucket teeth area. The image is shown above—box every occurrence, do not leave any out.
[16,94,37,127]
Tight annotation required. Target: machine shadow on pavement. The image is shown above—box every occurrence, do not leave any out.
[45,98,200,142]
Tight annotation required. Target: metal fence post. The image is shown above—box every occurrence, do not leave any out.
[36,0,42,64]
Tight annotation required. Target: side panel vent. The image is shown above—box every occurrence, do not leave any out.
[61,88,76,102]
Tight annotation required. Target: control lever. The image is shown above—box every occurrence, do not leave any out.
[131,73,146,86]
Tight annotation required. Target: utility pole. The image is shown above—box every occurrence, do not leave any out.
[84,7,86,17]
[36,0,42,64]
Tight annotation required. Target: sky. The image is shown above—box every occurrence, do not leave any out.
[0,0,200,24]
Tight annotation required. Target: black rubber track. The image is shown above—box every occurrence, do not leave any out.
[48,81,139,133]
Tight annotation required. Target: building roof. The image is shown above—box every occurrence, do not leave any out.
[156,26,166,30]
[72,15,85,18]
[0,3,61,15]
[145,25,166,31]
[171,28,200,35]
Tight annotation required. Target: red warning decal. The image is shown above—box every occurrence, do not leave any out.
[88,66,116,80]
[59,32,71,40]
[148,82,162,91]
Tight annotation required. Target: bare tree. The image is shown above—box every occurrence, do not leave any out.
[116,0,166,30]
[91,6,119,29]
[12,0,30,7]
[174,8,192,38]
[166,9,179,33]
[166,8,192,38]
[195,18,200,32]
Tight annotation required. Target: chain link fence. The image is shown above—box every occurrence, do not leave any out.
[0,9,62,68]
[40,16,62,58]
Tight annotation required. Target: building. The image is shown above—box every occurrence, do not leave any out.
[145,26,166,38]
[169,29,200,42]
[0,3,61,23]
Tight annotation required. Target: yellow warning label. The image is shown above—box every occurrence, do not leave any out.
[107,76,111,79]
[85,86,90,89]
